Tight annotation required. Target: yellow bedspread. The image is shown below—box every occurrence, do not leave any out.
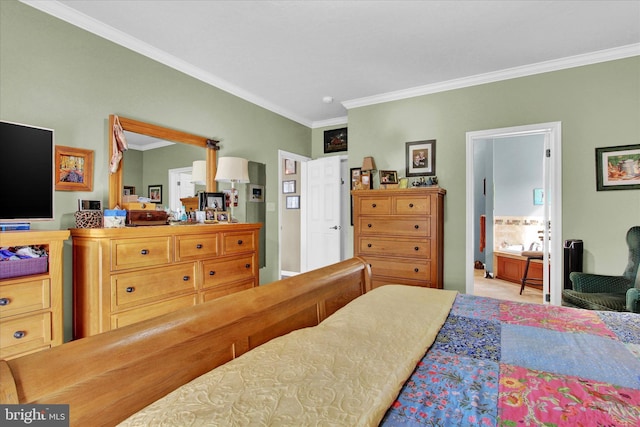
[119,285,457,426]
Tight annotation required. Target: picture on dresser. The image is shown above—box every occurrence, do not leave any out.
[148,185,162,204]
[379,170,398,185]
[55,145,94,191]
[406,140,436,177]
[199,192,225,211]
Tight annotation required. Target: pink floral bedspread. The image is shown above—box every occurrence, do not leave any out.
[381,294,640,426]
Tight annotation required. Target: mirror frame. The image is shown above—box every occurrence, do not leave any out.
[108,114,217,209]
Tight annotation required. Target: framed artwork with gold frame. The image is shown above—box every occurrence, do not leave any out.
[55,145,94,191]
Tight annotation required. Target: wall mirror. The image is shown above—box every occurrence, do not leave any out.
[108,115,218,209]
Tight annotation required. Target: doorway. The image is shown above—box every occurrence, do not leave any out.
[465,122,563,305]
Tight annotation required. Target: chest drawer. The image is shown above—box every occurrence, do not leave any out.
[202,255,255,289]
[357,196,392,215]
[222,231,256,255]
[366,256,431,282]
[201,279,254,302]
[111,294,196,329]
[111,237,172,270]
[175,234,219,261]
[0,278,50,319]
[357,237,431,258]
[111,263,197,310]
[395,196,430,215]
[0,312,51,358]
[358,217,430,237]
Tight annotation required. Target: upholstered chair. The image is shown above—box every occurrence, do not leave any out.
[562,226,640,313]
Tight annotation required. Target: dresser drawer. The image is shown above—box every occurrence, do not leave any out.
[366,256,431,282]
[0,278,50,319]
[357,237,431,258]
[111,237,172,270]
[0,312,51,359]
[201,279,254,302]
[222,231,256,255]
[111,263,197,310]
[395,196,430,215]
[357,196,392,215]
[175,234,219,261]
[358,217,430,237]
[111,294,196,329]
[202,255,255,289]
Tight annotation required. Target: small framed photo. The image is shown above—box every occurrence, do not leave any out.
[595,144,640,191]
[324,127,348,153]
[148,184,162,204]
[350,167,362,190]
[199,192,225,211]
[249,184,264,202]
[286,195,300,209]
[282,180,296,194]
[379,170,398,185]
[284,158,296,175]
[216,212,229,222]
[123,186,135,196]
[406,140,436,177]
[55,145,94,191]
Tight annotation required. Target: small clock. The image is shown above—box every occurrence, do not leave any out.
[78,199,102,211]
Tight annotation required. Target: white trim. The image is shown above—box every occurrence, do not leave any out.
[311,116,348,129]
[342,44,639,110]
[465,122,562,305]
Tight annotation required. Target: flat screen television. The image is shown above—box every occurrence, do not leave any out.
[0,120,55,221]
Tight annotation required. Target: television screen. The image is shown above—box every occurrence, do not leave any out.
[0,120,55,221]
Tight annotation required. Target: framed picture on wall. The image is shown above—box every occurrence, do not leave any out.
[406,140,436,177]
[284,158,296,175]
[282,180,296,194]
[286,195,300,209]
[595,144,640,191]
[148,185,162,204]
[323,128,348,153]
[55,145,94,191]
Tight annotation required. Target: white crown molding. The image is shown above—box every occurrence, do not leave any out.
[21,0,313,128]
[343,43,640,110]
[311,116,348,129]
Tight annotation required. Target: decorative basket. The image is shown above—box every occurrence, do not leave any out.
[75,210,103,228]
[0,256,48,280]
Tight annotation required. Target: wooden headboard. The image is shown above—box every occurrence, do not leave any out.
[0,257,372,426]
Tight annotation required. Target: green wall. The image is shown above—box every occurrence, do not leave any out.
[325,57,639,292]
[1,1,311,340]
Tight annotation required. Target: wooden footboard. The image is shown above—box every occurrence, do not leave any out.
[0,257,372,426]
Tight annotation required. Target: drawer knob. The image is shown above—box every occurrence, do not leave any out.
[414,225,419,229]
[414,268,419,273]
[367,243,372,248]
[245,263,251,269]
[409,203,414,208]
[371,203,377,208]
[0,298,10,306]
[414,246,419,251]
[126,286,135,293]
[183,276,190,281]
[237,239,243,245]
[367,223,372,228]
[209,270,216,276]
[13,331,25,339]
[196,244,203,249]
[140,249,149,255]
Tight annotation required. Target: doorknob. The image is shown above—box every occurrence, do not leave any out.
[329,225,341,230]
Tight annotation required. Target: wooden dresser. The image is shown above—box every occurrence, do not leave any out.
[0,229,69,359]
[352,187,446,289]
[70,223,261,338]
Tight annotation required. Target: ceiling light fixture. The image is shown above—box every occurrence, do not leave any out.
[322,96,334,104]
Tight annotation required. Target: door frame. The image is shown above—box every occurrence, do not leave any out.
[465,122,562,305]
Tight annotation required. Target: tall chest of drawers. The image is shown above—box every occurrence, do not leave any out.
[70,223,261,338]
[0,230,69,359]
[352,187,446,289]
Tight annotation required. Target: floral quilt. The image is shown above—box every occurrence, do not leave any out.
[380,294,640,426]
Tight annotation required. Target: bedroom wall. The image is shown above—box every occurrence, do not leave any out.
[1,1,311,340]
[339,57,640,292]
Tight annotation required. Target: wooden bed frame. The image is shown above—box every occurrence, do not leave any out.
[0,257,372,426]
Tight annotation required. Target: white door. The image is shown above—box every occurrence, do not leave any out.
[302,156,344,271]
[168,167,195,212]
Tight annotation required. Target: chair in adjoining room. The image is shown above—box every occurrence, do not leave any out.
[562,226,640,313]
[520,251,543,295]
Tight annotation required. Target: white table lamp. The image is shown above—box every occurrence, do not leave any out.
[215,157,249,221]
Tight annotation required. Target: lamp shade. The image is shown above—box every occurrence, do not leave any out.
[191,160,207,185]
[361,156,377,171]
[215,157,250,183]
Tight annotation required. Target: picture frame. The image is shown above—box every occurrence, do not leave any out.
[55,145,94,191]
[350,167,362,190]
[123,186,135,196]
[284,158,296,175]
[148,185,162,204]
[204,207,217,221]
[406,140,436,177]
[216,212,229,222]
[286,195,300,209]
[249,184,264,202]
[199,192,225,211]
[323,127,348,153]
[282,180,296,194]
[595,144,640,191]
[379,170,398,185]
[533,188,544,205]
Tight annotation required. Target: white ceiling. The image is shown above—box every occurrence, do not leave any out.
[24,1,640,128]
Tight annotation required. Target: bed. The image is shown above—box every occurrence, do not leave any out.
[1,257,638,426]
